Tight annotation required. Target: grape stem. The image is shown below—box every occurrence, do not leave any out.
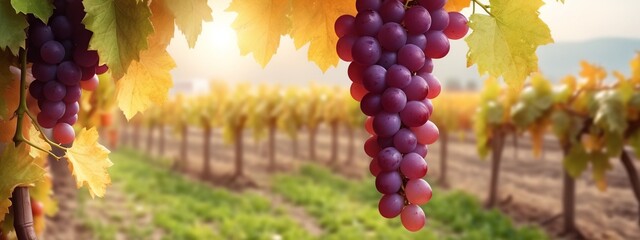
[11,48,38,240]
[472,0,494,17]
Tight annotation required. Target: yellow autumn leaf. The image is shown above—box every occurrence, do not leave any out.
[466,0,553,89]
[444,0,471,12]
[27,125,51,162]
[115,0,176,120]
[290,0,355,71]
[65,128,113,198]
[227,0,291,67]
[164,0,212,48]
[630,52,640,84]
[0,144,46,221]
[579,61,606,89]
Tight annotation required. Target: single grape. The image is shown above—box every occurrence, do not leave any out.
[53,122,75,144]
[50,15,72,40]
[375,171,402,194]
[373,112,401,137]
[350,83,368,101]
[385,64,411,88]
[361,93,382,116]
[29,80,45,99]
[57,61,82,86]
[365,116,375,135]
[370,157,382,177]
[444,12,469,40]
[352,36,382,65]
[355,10,383,36]
[400,152,428,179]
[405,179,433,205]
[348,62,366,84]
[421,73,441,99]
[403,6,431,34]
[397,44,426,72]
[32,63,57,82]
[428,9,449,31]
[377,22,407,51]
[422,98,434,114]
[29,24,54,48]
[402,75,429,101]
[417,58,434,73]
[419,0,445,11]
[377,51,397,69]
[31,200,44,217]
[412,120,439,145]
[335,15,355,38]
[37,113,57,129]
[379,193,405,218]
[80,74,99,91]
[400,101,429,127]
[377,147,402,171]
[362,64,387,93]
[407,33,427,50]
[356,0,382,11]
[381,88,407,113]
[379,0,405,23]
[424,31,450,59]
[59,114,78,125]
[393,128,417,153]
[43,81,66,102]
[412,144,428,158]
[81,66,96,80]
[40,41,66,64]
[62,102,79,118]
[401,204,426,232]
[63,85,81,103]
[337,34,357,61]
[40,101,66,120]
[364,135,381,158]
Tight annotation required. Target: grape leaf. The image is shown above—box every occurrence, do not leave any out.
[83,0,154,79]
[0,0,28,55]
[115,1,176,120]
[164,0,212,48]
[465,0,553,88]
[27,125,50,161]
[579,61,607,89]
[631,52,640,85]
[0,144,46,221]
[593,91,626,134]
[629,130,640,159]
[1,67,22,141]
[65,128,113,198]
[444,0,471,12]
[563,145,588,178]
[226,0,291,67]
[290,0,355,71]
[590,152,611,191]
[10,0,53,23]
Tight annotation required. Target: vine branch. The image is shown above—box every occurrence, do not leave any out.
[472,0,495,17]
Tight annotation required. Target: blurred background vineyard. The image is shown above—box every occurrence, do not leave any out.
[31,0,640,239]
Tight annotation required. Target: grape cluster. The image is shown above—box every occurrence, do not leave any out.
[27,0,107,144]
[335,0,469,232]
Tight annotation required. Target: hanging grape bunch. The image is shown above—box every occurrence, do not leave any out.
[334,0,469,231]
[27,0,108,145]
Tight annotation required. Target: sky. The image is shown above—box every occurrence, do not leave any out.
[166,0,640,92]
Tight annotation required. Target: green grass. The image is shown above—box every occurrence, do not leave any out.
[93,149,312,240]
[273,165,549,240]
[80,149,548,240]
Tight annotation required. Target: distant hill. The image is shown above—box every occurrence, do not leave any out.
[436,38,640,89]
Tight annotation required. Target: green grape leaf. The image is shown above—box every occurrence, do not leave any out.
[10,0,54,23]
[603,132,623,157]
[563,145,588,178]
[0,144,46,221]
[593,91,627,134]
[164,0,212,48]
[466,0,553,88]
[83,0,154,79]
[0,0,28,54]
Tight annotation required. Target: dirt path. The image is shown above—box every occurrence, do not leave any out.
[118,125,640,240]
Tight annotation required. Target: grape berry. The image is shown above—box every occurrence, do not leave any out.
[335,0,468,232]
[27,0,108,145]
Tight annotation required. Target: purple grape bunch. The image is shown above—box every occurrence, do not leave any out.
[335,0,469,232]
[27,0,108,145]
